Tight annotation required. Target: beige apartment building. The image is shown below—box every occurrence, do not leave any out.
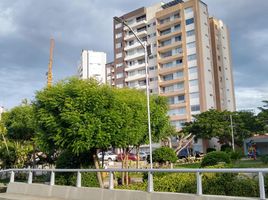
[108,0,236,152]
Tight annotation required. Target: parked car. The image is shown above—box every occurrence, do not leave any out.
[116,153,139,161]
[97,152,117,161]
[139,152,147,161]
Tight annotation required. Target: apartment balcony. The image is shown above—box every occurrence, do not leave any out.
[125,73,146,82]
[125,63,145,72]
[158,53,183,64]
[157,29,181,41]
[157,18,181,31]
[124,30,147,41]
[159,77,184,87]
[124,42,142,51]
[160,89,185,97]
[158,64,184,76]
[169,114,188,121]
[124,19,147,30]
[158,41,181,53]
[125,51,144,61]
[169,102,187,109]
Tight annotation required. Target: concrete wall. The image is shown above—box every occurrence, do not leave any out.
[1,182,256,200]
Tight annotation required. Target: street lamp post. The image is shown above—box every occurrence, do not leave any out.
[114,17,154,192]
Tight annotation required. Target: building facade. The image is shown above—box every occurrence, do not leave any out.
[78,50,107,84]
[109,0,236,151]
[209,17,236,111]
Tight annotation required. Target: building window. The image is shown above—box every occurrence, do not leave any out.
[160,28,171,36]
[160,17,170,24]
[116,63,123,68]
[186,18,194,25]
[174,24,181,31]
[176,59,183,65]
[189,66,198,74]
[116,42,122,49]
[136,14,146,22]
[116,52,122,59]
[184,7,193,14]
[186,30,195,37]
[187,41,196,49]
[189,79,198,87]
[115,23,122,29]
[190,92,199,99]
[115,33,122,39]
[149,66,156,71]
[175,35,181,42]
[174,12,180,19]
[160,39,172,47]
[191,105,200,112]
[187,54,196,61]
[116,72,123,79]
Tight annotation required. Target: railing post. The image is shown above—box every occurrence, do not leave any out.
[196,172,202,195]
[28,171,33,184]
[10,171,15,183]
[109,172,114,190]
[50,171,55,186]
[76,171,81,187]
[258,172,266,200]
[147,172,154,193]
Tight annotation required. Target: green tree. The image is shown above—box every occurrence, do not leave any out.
[181,109,263,147]
[0,103,36,168]
[34,78,173,186]
[258,100,268,131]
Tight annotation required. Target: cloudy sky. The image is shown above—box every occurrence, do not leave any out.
[0,0,267,111]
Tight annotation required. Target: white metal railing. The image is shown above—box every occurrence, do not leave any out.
[0,168,267,199]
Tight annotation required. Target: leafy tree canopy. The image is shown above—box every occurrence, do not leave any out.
[34,78,174,155]
[180,109,264,146]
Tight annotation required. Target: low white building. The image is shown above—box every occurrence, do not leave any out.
[0,106,5,120]
[77,50,107,84]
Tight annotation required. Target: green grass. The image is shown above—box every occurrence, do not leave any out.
[230,158,268,168]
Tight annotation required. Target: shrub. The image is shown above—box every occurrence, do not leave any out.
[206,148,216,153]
[201,151,230,167]
[229,149,243,161]
[261,155,268,164]
[220,144,232,152]
[151,147,177,164]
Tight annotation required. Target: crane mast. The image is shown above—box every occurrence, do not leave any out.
[47,38,55,87]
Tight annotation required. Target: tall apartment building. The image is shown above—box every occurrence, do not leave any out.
[209,17,236,111]
[109,0,236,151]
[78,50,107,84]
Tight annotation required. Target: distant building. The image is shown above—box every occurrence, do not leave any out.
[77,50,107,84]
[0,106,5,120]
[105,62,115,86]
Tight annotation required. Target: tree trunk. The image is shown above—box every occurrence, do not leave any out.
[136,146,140,169]
[93,151,104,188]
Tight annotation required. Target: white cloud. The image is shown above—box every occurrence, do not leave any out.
[235,86,268,112]
[0,7,16,36]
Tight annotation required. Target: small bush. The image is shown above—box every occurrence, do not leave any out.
[201,151,230,167]
[151,147,177,164]
[229,150,243,162]
[261,155,268,164]
[221,144,232,152]
[206,148,216,153]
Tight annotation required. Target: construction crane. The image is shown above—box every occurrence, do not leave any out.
[47,38,55,87]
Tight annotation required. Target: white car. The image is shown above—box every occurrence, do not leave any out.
[97,152,117,161]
